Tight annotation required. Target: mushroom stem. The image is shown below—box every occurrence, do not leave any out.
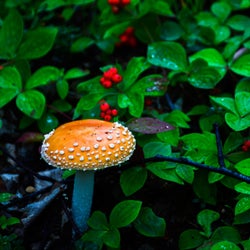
[72,170,94,234]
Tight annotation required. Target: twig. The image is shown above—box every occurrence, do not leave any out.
[143,155,250,183]
[214,123,226,168]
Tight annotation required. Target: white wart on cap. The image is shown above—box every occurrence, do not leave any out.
[41,119,136,170]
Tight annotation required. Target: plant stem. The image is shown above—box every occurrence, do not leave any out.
[72,170,94,234]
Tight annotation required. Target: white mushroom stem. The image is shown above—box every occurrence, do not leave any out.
[72,170,94,234]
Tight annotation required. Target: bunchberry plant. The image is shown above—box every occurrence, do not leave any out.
[1,0,250,249]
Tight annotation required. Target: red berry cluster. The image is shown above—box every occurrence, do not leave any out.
[100,102,118,121]
[116,27,137,47]
[100,67,123,88]
[242,140,250,152]
[108,0,130,13]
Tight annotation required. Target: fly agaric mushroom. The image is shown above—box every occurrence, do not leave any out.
[41,119,136,234]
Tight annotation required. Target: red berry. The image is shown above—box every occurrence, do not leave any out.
[102,80,113,88]
[111,74,122,83]
[128,36,137,47]
[121,0,130,5]
[106,109,112,115]
[111,5,120,13]
[100,102,110,112]
[242,145,248,152]
[125,27,134,35]
[103,67,118,79]
[108,0,119,5]
[104,114,112,121]
[100,77,106,83]
[120,34,129,43]
[111,109,118,116]
[244,140,250,147]
[100,112,106,118]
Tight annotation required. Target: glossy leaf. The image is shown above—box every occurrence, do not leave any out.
[56,79,69,99]
[230,54,250,77]
[0,89,19,108]
[17,27,58,59]
[176,165,194,184]
[211,226,241,244]
[64,68,89,79]
[210,96,237,114]
[134,207,166,237]
[147,41,188,71]
[110,200,142,228]
[235,158,250,176]
[179,229,205,250]
[0,9,23,59]
[122,57,151,90]
[197,209,220,238]
[0,66,22,90]
[143,141,171,158]
[127,117,175,134]
[16,90,45,119]
[234,182,250,195]
[70,37,94,52]
[225,112,250,131]
[211,2,231,22]
[235,91,250,116]
[103,227,120,249]
[25,66,62,89]
[120,166,147,196]
[37,113,59,134]
[211,241,240,250]
[88,211,109,230]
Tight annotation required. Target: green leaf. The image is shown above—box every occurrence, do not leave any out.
[235,91,250,116]
[120,166,147,196]
[225,112,250,131]
[147,163,184,184]
[0,215,20,230]
[147,41,188,71]
[103,227,120,249]
[197,209,220,238]
[211,241,241,250]
[160,21,184,41]
[210,96,237,114]
[17,27,58,59]
[223,132,243,154]
[64,68,89,79]
[235,158,250,176]
[37,112,59,134]
[235,196,250,215]
[176,165,194,184]
[109,200,142,228]
[230,54,250,77]
[0,66,22,90]
[16,90,45,119]
[0,192,14,203]
[235,78,250,93]
[88,211,109,230]
[157,128,180,147]
[134,207,166,237]
[188,59,221,89]
[227,15,250,31]
[122,57,151,90]
[70,37,94,53]
[189,48,226,78]
[234,182,250,195]
[131,74,167,96]
[127,91,144,117]
[26,66,62,89]
[178,229,205,250]
[0,90,17,109]
[151,0,173,16]
[211,2,231,22]
[211,226,241,244]
[0,9,23,59]
[143,141,171,158]
[56,79,69,99]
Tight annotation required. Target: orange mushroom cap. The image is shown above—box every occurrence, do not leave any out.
[41,119,136,170]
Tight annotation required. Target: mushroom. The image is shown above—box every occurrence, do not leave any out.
[40,119,136,234]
